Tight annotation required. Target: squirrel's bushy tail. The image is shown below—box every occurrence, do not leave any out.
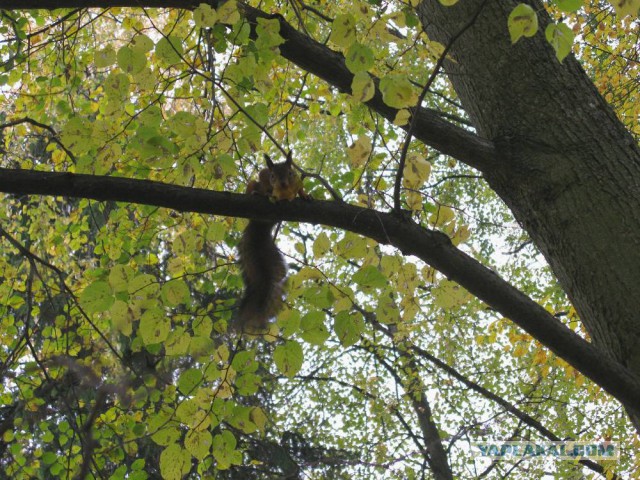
[236,220,287,332]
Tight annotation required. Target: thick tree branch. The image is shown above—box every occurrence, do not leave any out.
[1,0,497,171]
[1,167,639,410]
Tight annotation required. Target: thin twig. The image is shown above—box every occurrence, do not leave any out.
[393,0,490,213]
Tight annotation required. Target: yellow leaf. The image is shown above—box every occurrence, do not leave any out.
[330,13,357,48]
[406,191,423,211]
[429,205,455,227]
[402,153,431,189]
[250,407,268,433]
[380,74,418,109]
[351,71,375,102]
[451,224,471,246]
[508,4,539,43]
[393,109,411,126]
[533,349,547,364]
[348,135,372,167]
[513,344,527,357]
[217,0,240,24]
[215,344,229,363]
[194,3,218,28]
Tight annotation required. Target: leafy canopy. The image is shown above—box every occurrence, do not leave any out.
[0,0,637,479]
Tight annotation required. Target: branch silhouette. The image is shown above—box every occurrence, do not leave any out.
[1,167,639,409]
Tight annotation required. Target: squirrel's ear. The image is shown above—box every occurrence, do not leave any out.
[285,151,293,165]
[264,154,274,168]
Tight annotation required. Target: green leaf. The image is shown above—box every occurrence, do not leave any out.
[139,307,170,345]
[433,280,470,309]
[206,222,227,242]
[302,284,334,309]
[109,300,133,336]
[609,0,640,17]
[169,111,204,138]
[227,405,258,433]
[345,43,374,73]
[255,17,285,50]
[94,45,116,68]
[150,413,180,446]
[556,0,583,12]
[300,311,330,345]
[312,232,331,258]
[212,431,241,470]
[185,429,212,460]
[155,36,183,66]
[353,265,388,289]
[545,23,574,62]
[165,327,191,356]
[117,46,146,75]
[161,280,190,307]
[508,4,539,44]
[159,444,191,480]
[277,309,301,337]
[178,368,203,395]
[193,3,218,28]
[60,116,93,154]
[273,340,303,377]
[42,451,57,465]
[128,274,159,297]
[351,71,375,103]
[231,350,257,373]
[379,74,418,109]
[330,13,357,48]
[80,281,114,314]
[104,72,130,100]
[235,373,261,395]
[108,264,133,292]
[217,0,240,24]
[131,34,154,53]
[334,311,364,347]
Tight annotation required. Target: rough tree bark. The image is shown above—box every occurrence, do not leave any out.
[417,0,640,422]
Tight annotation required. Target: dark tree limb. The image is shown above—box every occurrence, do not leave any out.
[0,167,639,411]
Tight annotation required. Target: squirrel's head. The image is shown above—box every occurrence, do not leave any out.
[265,152,296,188]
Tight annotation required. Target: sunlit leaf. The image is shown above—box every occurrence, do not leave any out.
[194,3,218,28]
[353,265,388,289]
[508,4,539,43]
[300,311,330,345]
[139,307,170,345]
[545,22,574,62]
[330,13,357,48]
[345,43,374,73]
[334,311,364,347]
[212,431,241,470]
[351,71,375,103]
[273,340,303,377]
[159,444,191,480]
[379,74,418,109]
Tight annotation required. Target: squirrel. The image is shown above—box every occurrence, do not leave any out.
[236,151,309,332]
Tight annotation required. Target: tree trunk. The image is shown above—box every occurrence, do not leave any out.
[417,0,640,419]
